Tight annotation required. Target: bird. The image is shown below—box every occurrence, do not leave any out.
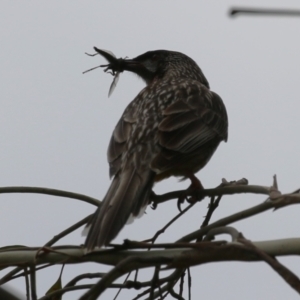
[85,48,228,250]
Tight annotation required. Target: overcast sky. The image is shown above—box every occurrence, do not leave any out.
[1,1,300,299]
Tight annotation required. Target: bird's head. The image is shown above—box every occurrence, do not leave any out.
[121,50,210,88]
[91,48,210,89]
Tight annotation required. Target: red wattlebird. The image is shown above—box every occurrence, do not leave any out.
[84,48,228,250]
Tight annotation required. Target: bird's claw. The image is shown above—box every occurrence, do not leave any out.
[177,192,189,211]
[186,195,198,204]
[150,191,158,210]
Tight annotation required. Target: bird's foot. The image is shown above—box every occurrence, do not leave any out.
[177,174,204,211]
[177,193,188,211]
[150,191,158,210]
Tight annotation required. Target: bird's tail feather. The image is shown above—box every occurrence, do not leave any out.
[85,167,154,250]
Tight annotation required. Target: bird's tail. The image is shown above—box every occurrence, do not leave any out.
[85,167,155,250]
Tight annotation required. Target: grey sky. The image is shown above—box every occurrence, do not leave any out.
[1,1,300,299]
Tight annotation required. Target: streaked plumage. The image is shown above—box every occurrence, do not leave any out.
[85,48,228,250]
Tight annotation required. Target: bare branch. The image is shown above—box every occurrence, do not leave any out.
[38,284,93,300]
[24,268,30,300]
[44,214,92,247]
[187,268,191,300]
[0,267,23,286]
[0,186,100,207]
[203,226,240,242]
[200,195,222,228]
[179,270,185,297]
[144,203,195,245]
[1,239,300,270]
[143,269,184,300]
[78,256,173,300]
[169,287,184,300]
[2,181,300,299]
[29,266,37,300]
[238,236,300,294]
[177,190,300,243]
[152,184,270,206]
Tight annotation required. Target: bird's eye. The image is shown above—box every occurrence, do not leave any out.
[152,54,159,61]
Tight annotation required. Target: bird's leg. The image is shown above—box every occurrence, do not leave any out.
[186,173,204,203]
[187,173,204,190]
[177,173,204,211]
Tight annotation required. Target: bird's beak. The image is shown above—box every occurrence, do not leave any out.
[93,47,154,83]
[121,58,154,83]
[121,58,144,72]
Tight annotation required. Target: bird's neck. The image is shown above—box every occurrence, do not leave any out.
[149,70,210,89]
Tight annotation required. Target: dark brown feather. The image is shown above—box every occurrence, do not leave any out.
[85,166,155,249]
[152,86,228,177]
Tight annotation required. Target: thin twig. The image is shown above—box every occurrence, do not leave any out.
[65,273,105,287]
[41,278,183,300]
[144,269,185,300]
[149,267,160,300]
[0,186,100,207]
[44,214,92,247]
[0,267,23,285]
[144,203,195,245]
[129,271,187,300]
[132,288,152,300]
[179,270,185,297]
[178,189,300,243]
[29,266,37,300]
[66,271,170,291]
[79,256,173,300]
[201,195,222,228]
[238,235,300,294]
[4,264,54,284]
[24,267,30,300]
[38,284,93,300]
[0,215,90,286]
[187,267,191,300]
[113,271,131,300]
[203,226,240,242]
[134,269,138,282]
[169,287,184,300]
[177,196,273,243]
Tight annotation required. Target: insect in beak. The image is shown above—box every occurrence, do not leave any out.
[83,47,125,97]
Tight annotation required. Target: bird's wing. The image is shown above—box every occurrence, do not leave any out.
[107,101,139,178]
[86,98,156,249]
[151,84,228,174]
